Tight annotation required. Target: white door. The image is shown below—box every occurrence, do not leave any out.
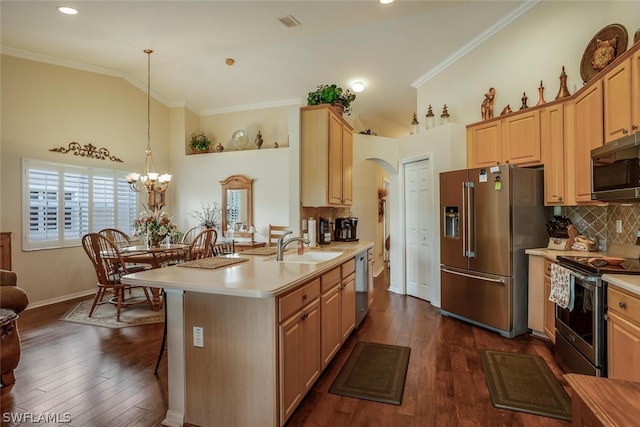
[404,159,433,301]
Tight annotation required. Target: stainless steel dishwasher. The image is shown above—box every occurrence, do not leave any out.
[355,250,369,328]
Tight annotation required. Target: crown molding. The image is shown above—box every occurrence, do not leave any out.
[411,0,540,88]
[1,45,124,78]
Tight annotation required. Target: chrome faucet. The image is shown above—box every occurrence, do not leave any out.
[276,231,310,261]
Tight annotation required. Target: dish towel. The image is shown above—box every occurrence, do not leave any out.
[549,263,575,311]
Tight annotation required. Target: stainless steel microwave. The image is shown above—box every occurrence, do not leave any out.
[591,133,640,202]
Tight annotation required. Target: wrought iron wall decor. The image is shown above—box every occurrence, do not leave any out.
[49,142,123,163]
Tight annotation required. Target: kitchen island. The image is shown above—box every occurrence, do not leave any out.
[122,241,373,427]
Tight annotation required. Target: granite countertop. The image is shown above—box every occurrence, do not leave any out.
[121,240,373,298]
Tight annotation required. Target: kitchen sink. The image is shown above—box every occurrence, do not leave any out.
[268,251,343,264]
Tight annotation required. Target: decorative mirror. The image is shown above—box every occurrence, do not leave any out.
[220,174,253,235]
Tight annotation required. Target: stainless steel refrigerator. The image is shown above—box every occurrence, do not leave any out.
[440,165,548,338]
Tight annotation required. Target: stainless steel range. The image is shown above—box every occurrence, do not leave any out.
[555,255,640,377]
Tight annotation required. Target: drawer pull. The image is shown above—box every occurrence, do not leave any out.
[302,294,308,301]
[619,301,627,309]
[300,312,309,321]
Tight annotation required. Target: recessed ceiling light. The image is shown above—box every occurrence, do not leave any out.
[225,58,235,66]
[57,6,78,15]
[380,0,394,4]
[352,81,365,93]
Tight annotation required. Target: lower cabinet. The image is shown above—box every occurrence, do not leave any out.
[543,259,556,343]
[279,298,321,422]
[607,285,640,382]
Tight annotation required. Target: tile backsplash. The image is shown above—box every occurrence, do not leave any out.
[561,204,640,251]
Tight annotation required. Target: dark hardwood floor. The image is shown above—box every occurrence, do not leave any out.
[1,270,571,427]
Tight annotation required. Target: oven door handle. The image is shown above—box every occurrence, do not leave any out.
[568,271,598,291]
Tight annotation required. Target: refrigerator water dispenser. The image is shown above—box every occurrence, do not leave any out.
[444,207,459,238]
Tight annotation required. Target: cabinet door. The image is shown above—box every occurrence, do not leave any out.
[541,104,566,204]
[321,285,341,369]
[280,314,302,422]
[467,120,501,168]
[300,301,321,393]
[501,110,541,166]
[573,81,603,202]
[633,49,640,135]
[543,275,556,344]
[607,311,640,381]
[341,274,356,341]
[341,126,353,205]
[527,255,544,334]
[604,57,633,143]
[328,113,343,205]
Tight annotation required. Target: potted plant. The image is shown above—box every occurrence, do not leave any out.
[307,84,356,115]
[189,132,211,153]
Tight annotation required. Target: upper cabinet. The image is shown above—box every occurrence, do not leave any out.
[301,105,353,207]
[571,80,603,203]
[603,49,640,143]
[466,110,541,169]
[466,41,640,206]
[541,102,566,205]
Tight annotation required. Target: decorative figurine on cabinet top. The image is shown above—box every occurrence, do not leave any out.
[500,105,512,115]
[536,81,546,106]
[255,130,263,149]
[520,92,528,110]
[555,66,571,100]
[481,88,496,120]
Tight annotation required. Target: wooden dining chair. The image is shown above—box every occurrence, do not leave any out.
[81,233,153,322]
[186,228,217,261]
[211,240,235,257]
[98,228,133,249]
[181,226,202,245]
[267,225,290,247]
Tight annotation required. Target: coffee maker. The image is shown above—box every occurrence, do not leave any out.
[318,217,332,245]
[334,217,358,242]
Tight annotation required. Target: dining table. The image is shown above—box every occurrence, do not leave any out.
[119,243,189,309]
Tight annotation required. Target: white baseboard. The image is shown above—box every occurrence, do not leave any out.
[25,289,95,310]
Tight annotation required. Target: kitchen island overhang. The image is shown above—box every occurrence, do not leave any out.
[121,241,373,427]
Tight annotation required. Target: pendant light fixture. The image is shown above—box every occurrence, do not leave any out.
[127,49,172,194]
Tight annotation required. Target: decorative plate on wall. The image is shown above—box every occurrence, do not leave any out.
[580,23,628,84]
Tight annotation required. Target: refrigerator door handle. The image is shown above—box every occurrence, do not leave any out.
[465,182,476,257]
[441,267,505,284]
[461,181,467,258]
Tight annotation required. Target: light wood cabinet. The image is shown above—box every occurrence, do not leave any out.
[301,105,353,207]
[603,52,640,143]
[466,110,541,169]
[571,80,603,203]
[527,255,555,343]
[501,109,541,165]
[543,259,555,344]
[540,103,566,205]
[320,260,356,369]
[606,285,640,382]
[279,279,321,423]
[466,119,501,168]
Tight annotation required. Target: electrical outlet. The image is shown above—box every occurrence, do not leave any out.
[193,326,204,348]
[616,219,623,233]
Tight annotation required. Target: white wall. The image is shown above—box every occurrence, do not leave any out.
[417,1,640,127]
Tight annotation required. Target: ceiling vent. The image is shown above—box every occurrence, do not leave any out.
[279,15,301,28]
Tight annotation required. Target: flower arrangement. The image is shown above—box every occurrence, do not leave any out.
[134,208,178,247]
[189,131,211,152]
[189,202,222,229]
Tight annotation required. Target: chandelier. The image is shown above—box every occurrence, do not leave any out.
[126,49,172,194]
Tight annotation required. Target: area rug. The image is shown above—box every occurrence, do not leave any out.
[329,341,411,405]
[479,349,572,421]
[61,288,164,329]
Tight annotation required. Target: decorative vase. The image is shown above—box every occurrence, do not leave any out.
[536,81,546,106]
[255,131,263,149]
[520,92,528,110]
[215,142,224,152]
[555,66,571,100]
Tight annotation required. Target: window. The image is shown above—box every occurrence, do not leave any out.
[23,159,138,250]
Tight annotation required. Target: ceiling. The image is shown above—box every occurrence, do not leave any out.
[0,1,535,137]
